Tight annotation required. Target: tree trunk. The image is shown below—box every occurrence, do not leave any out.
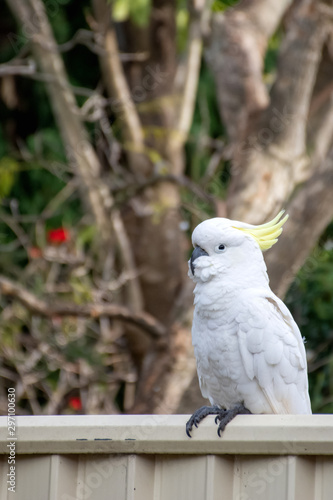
[91,0,205,412]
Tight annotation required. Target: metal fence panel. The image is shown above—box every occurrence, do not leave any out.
[1,415,333,500]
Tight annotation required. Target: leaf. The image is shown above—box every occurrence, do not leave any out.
[113,0,130,22]
[77,225,98,247]
[212,0,239,12]
[113,0,151,27]
[0,157,18,199]
[177,8,189,52]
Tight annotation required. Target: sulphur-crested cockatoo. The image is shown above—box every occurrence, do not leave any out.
[186,211,311,437]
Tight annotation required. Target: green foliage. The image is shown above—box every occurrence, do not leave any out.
[112,0,151,26]
[286,224,333,413]
[212,0,239,12]
[47,3,71,44]
[10,167,63,217]
[26,128,65,161]
[0,157,18,200]
[264,30,283,78]
[176,4,189,53]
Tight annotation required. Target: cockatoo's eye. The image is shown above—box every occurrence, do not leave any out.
[215,244,226,253]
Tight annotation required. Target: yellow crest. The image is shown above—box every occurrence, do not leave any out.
[233,211,288,251]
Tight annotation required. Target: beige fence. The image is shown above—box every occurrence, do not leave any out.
[0,414,333,500]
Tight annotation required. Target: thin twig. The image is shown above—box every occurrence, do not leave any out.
[111,173,216,206]
[40,179,78,220]
[201,140,226,184]
[58,28,149,61]
[110,210,144,312]
[0,213,31,250]
[0,59,36,76]
[0,275,165,339]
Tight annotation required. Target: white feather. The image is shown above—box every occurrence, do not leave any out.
[190,217,312,416]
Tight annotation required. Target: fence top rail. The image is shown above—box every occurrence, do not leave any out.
[0,414,332,456]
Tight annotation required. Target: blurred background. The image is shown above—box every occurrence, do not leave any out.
[0,0,332,417]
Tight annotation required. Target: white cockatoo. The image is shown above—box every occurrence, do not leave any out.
[186,211,311,437]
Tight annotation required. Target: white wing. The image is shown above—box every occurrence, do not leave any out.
[236,290,312,414]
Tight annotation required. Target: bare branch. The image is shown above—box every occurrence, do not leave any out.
[92,0,144,150]
[174,0,206,145]
[0,275,166,339]
[148,0,177,99]
[111,173,216,206]
[266,148,333,298]
[0,59,36,76]
[206,0,292,145]
[308,92,333,170]
[58,28,149,60]
[111,210,144,312]
[307,48,333,169]
[201,140,225,185]
[226,0,327,223]
[40,179,78,220]
[0,213,31,250]
[261,0,328,160]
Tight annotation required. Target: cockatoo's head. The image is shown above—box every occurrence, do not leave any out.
[188,211,288,284]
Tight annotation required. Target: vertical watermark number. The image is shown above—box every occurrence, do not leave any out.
[7,388,16,493]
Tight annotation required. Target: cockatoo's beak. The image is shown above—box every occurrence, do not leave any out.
[190,246,208,275]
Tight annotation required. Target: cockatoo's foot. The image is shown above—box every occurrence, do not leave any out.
[186,405,226,437]
[186,403,252,437]
[215,403,252,437]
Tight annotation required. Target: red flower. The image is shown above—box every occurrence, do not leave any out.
[47,228,70,245]
[68,396,82,411]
